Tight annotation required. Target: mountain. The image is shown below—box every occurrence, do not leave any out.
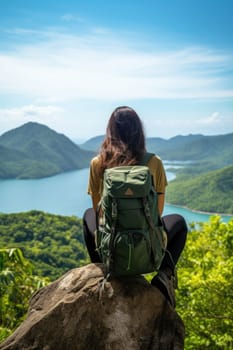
[80,134,205,153]
[149,133,233,165]
[1,122,232,180]
[0,144,45,178]
[166,165,233,214]
[80,133,233,170]
[146,134,204,156]
[0,122,94,179]
[80,135,104,151]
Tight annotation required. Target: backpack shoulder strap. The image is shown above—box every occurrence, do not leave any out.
[140,152,154,166]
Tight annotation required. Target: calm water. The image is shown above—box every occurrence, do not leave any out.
[0,168,232,225]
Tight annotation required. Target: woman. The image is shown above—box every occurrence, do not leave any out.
[83,106,187,308]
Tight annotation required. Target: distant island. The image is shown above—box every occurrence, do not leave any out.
[0,122,232,215]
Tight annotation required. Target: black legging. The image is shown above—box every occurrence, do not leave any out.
[83,208,188,272]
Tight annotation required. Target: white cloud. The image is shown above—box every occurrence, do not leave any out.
[0,29,232,102]
[0,104,64,132]
[177,112,233,136]
[0,103,68,136]
[196,112,223,125]
[142,110,233,138]
[0,27,233,138]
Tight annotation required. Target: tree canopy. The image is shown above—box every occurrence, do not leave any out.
[176,216,233,349]
[1,213,233,349]
[0,248,48,342]
[0,211,89,280]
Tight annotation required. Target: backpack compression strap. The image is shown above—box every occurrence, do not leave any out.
[105,198,118,277]
[141,152,159,266]
[142,196,158,266]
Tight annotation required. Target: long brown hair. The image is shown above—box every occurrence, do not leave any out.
[99,106,146,174]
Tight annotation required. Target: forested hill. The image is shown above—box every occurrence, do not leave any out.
[80,133,233,169]
[147,133,233,166]
[80,135,104,152]
[166,165,233,214]
[0,122,94,179]
[80,135,104,153]
[1,122,232,180]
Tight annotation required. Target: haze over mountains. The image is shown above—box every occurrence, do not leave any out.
[0,122,232,179]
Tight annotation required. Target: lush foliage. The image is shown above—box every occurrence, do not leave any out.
[0,211,89,280]
[0,122,93,179]
[176,216,233,349]
[166,165,233,214]
[0,248,48,342]
[1,213,233,349]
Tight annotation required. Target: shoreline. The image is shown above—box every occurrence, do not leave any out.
[166,202,233,217]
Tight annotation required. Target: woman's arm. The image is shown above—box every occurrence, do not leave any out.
[158,193,165,216]
[147,156,167,217]
[91,193,100,211]
[88,157,102,211]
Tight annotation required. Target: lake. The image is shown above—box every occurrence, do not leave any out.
[0,168,232,225]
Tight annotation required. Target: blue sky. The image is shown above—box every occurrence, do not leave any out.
[0,0,232,141]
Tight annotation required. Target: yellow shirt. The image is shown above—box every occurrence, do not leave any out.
[88,154,168,197]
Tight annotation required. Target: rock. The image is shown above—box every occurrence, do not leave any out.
[0,263,185,350]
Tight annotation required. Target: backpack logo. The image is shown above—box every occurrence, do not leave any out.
[125,187,134,196]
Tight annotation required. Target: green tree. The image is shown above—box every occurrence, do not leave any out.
[0,248,48,342]
[0,211,89,280]
[176,216,233,349]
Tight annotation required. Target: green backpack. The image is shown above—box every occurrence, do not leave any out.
[96,153,167,278]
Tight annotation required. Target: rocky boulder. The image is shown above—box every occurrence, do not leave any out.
[0,263,185,350]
